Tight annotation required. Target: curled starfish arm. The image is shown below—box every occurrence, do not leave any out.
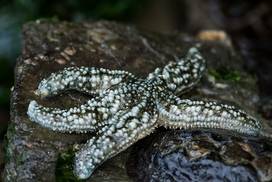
[27,100,103,133]
[74,103,158,179]
[158,97,266,137]
[36,66,136,97]
[148,47,206,94]
[27,88,126,133]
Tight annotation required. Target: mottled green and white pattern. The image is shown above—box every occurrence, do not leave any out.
[27,47,270,179]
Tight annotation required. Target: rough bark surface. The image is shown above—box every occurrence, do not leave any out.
[3,20,272,181]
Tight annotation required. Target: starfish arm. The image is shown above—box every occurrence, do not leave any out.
[73,102,158,179]
[36,66,136,97]
[158,97,267,137]
[27,100,101,133]
[148,47,206,94]
[27,88,126,133]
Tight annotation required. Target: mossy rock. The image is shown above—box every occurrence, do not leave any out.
[3,20,271,181]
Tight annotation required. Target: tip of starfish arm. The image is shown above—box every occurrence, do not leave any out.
[73,158,94,180]
[188,47,198,53]
[27,100,38,121]
[76,172,91,180]
[36,86,49,97]
[28,100,37,112]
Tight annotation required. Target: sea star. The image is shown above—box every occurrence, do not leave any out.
[27,47,271,179]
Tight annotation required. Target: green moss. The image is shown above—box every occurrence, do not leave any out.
[36,16,59,23]
[15,152,28,166]
[55,147,83,182]
[208,68,241,82]
[3,123,27,166]
[3,123,16,163]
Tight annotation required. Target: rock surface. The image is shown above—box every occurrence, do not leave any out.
[128,130,272,182]
[127,31,272,182]
[3,20,272,181]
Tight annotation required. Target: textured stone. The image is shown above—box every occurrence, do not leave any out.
[128,130,272,182]
[3,21,271,181]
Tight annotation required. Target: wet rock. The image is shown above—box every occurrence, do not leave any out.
[127,32,272,182]
[128,130,272,182]
[3,20,272,181]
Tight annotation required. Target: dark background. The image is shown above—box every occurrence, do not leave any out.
[0,0,272,168]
